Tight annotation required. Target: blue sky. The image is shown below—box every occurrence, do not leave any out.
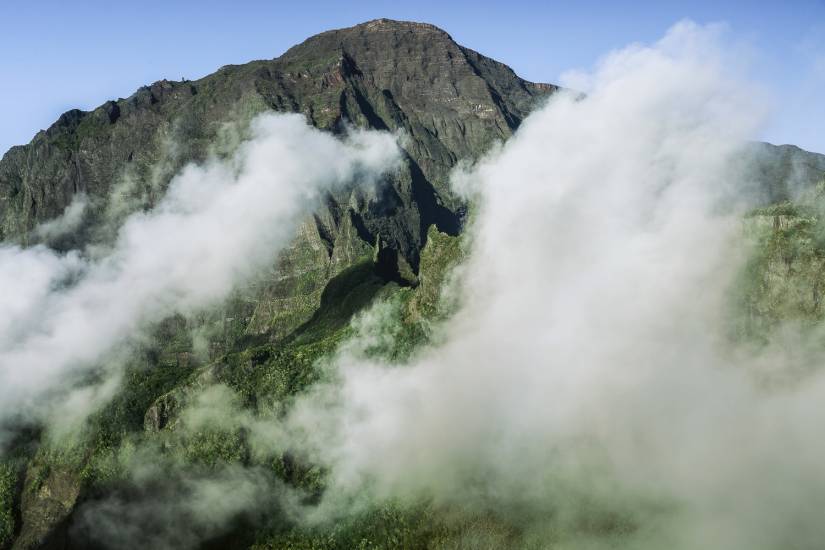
[1,0,823,155]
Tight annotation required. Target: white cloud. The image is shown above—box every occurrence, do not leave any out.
[33,193,88,241]
[0,113,399,430]
[280,22,825,548]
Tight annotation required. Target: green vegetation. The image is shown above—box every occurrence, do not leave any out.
[735,189,825,340]
[0,233,466,548]
[252,502,486,550]
[9,185,825,549]
[7,17,825,549]
[0,463,15,548]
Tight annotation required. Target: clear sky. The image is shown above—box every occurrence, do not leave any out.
[1,0,823,155]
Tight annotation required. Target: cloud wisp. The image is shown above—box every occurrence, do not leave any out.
[0,113,399,434]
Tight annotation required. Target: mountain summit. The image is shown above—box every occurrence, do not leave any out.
[0,18,555,244]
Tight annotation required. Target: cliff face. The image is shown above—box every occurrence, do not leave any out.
[0,18,557,337]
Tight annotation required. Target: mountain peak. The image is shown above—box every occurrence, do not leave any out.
[1,19,558,252]
[349,18,451,35]
[280,18,456,63]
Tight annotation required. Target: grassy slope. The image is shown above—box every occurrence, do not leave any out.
[0,230,466,549]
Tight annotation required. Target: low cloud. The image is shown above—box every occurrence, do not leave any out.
[0,113,399,436]
[276,21,825,548]
[33,193,88,242]
[5,19,825,550]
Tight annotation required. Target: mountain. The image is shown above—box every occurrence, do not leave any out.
[0,19,559,549]
[1,18,825,550]
[0,18,557,339]
[746,142,825,201]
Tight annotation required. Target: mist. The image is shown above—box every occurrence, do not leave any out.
[273,22,825,548]
[0,113,400,436]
